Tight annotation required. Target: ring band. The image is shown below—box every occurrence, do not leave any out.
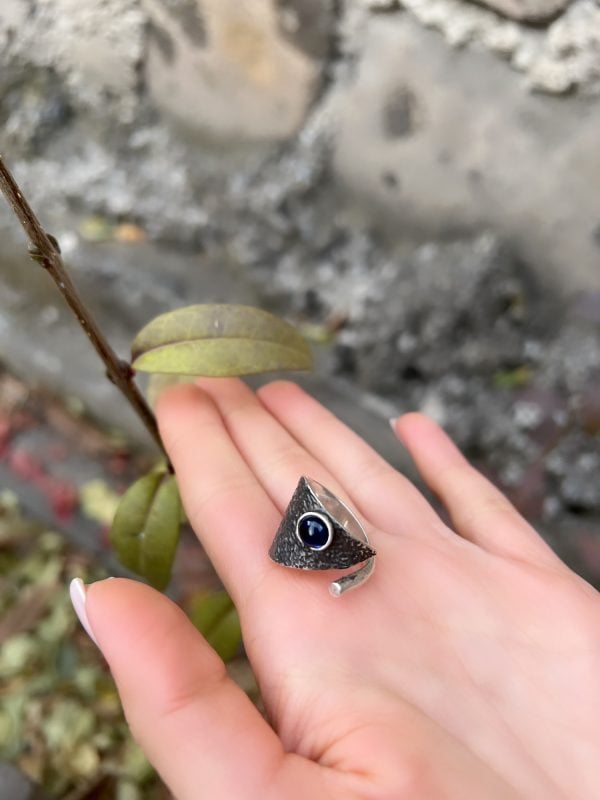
[269,477,376,596]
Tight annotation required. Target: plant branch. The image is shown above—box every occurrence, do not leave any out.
[0,155,167,458]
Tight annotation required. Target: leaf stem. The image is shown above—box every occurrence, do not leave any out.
[0,155,167,457]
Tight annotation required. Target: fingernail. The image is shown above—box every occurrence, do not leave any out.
[69,577,99,646]
[389,417,399,431]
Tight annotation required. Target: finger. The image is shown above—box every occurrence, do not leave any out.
[393,413,563,565]
[258,381,446,539]
[192,380,409,631]
[84,579,324,800]
[195,378,355,516]
[156,383,280,603]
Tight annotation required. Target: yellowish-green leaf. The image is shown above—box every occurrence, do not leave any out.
[131,304,312,376]
[207,608,242,663]
[187,590,241,662]
[493,365,532,389]
[79,479,121,527]
[109,470,181,590]
[188,590,232,635]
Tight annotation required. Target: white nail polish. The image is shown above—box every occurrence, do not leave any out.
[69,577,99,646]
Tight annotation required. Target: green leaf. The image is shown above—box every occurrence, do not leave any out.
[131,304,313,376]
[109,470,181,590]
[493,365,532,389]
[187,590,242,663]
[188,590,233,634]
[207,608,242,663]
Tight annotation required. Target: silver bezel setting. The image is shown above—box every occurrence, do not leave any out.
[295,511,334,551]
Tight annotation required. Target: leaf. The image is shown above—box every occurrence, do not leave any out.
[187,591,242,663]
[109,470,181,590]
[78,215,115,242]
[131,304,313,376]
[188,590,232,634]
[493,365,532,389]
[207,608,242,663]
[0,585,53,644]
[79,479,121,526]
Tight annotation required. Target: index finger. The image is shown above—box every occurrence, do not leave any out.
[156,383,280,606]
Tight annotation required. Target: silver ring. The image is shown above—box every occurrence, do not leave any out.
[269,477,376,597]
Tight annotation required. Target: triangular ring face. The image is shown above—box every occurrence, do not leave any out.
[269,477,376,571]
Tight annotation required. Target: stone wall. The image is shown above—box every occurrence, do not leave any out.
[0,0,597,435]
[1,1,599,293]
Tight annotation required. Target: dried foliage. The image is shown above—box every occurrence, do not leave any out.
[0,499,168,799]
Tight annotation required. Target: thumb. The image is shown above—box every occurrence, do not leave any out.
[69,578,317,800]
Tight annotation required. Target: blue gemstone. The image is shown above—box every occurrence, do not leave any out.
[297,514,332,550]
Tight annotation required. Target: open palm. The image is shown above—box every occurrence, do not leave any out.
[83,378,600,799]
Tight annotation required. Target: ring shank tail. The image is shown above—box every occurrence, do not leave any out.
[330,555,375,597]
[303,477,376,597]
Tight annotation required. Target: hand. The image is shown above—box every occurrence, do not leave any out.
[75,379,600,799]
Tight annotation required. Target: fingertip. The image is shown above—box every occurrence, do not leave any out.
[195,376,242,392]
[155,382,220,458]
[84,577,146,651]
[71,577,152,652]
[155,380,202,423]
[258,380,317,421]
[85,575,132,609]
[393,412,431,440]
[85,578,226,707]
[257,379,304,413]
[69,577,99,646]
[395,413,466,466]
[257,378,299,400]
[85,578,185,660]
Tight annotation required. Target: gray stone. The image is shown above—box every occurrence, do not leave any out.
[547,434,600,513]
[333,12,600,293]
[0,762,48,800]
[143,0,330,142]
[473,0,572,22]
[381,86,420,138]
[274,0,333,60]
[0,0,145,119]
[393,0,600,95]
[157,0,208,46]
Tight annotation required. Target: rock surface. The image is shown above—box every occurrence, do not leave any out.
[0,0,144,118]
[394,0,600,94]
[474,0,572,22]
[334,12,600,292]
[143,0,331,142]
[0,763,48,800]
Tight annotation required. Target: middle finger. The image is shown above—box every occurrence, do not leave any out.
[194,378,355,517]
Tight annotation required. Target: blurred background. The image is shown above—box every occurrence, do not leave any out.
[0,0,599,797]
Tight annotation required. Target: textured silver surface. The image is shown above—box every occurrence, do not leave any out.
[269,477,376,570]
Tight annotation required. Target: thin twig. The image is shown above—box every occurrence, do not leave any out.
[0,155,167,457]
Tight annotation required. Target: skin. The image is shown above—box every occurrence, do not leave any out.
[85,378,600,799]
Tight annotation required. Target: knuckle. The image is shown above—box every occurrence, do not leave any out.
[263,441,306,474]
[158,665,226,722]
[355,456,394,488]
